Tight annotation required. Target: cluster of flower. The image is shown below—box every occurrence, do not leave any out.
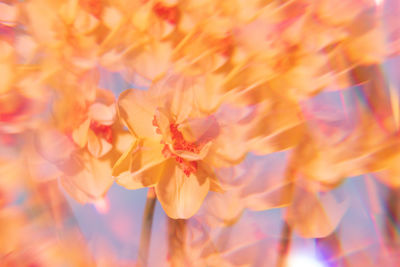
[1,0,400,265]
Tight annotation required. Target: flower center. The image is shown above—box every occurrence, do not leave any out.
[79,0,103,18]
[169,123,201,153]
[219,34,234,57]
[0,23,14,44]
[90,120,113,143]
[153,2,179,25]
[0,95,30,123]
[153,116,199,177]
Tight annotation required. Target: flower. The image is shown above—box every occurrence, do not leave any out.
[113,75,252,218]
[27,123,132,204]
[70,88,117,158]
[197,152,294,227]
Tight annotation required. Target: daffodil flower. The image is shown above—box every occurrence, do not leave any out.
[113,76,253,218]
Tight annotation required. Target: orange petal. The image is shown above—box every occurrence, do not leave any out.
[113,129,137,154]
[112,138,137,177]
[0,60,14,94]
[132,41,172,81]
[178,115,220,144]
[0,208,25,254]
[285,188,348,238]
[202,191,244,226]
[250,123,305,155]
[156,163,210,219]
[89,103,116,126]
[156,75,194,123]
[374,153,400,187]
[87,129,112,158]
[72,119,90,148]
[35,128,76,164]
[244,186,292,211]
[153,107,173,144]
[115,139,166,189]
[345,26,386,65]
[102,6,123,29]
[116,161,167,190]
[60,151,114,203]
[117,89,158,138]
[243,158,294,211]
[0,3,18,26]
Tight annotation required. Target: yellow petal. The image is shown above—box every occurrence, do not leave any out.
[202,191,244,226]
[0,60,14,94]
[0,3,18,26]
[153,107,173,144]
[35,128,76,163]
[15,34,38,63]
[89,103,116,125]
[132,42,172,81]
[0,208,25,254]
[72,119,90,148]
[87,129,112,158]
[345,26,386,65]
[156,75,194,123]
[250,123,305,155]
[117,89,158,138]
[243,156,294,211]
[112,138,137,177]
[116,160,168,190]
[73,9,99,34]
[178,116,220,143]
[60,151,114,203]
[102,6,123,29]
[244,186,292,211]
[285,188,348,238]
[131,138,166,172]
[116,139,166,189]
[375,171,400,188]
[194,73,226,113]
[156,163,210,219]
[23,0,58,44]
[113,128,136,153]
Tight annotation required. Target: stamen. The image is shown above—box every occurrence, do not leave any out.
[153,2,179,25]
[169,123,200,153]
[90,120,113,143]
[219,34,234,57]
[152,116,161,134]
[80,0,103,18]
[161,144,198,177]
[153,115,200,177]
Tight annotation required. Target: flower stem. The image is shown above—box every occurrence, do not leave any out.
[167,218,187,267]
[276,220,293,267]
[138,188,157,267]
[384,187,400,248]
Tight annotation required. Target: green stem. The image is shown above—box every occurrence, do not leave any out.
[276,220,293,267]
[138,188,157,267]
[384,187,400,248]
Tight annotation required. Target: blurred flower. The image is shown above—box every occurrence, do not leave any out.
[70,88,117,158]
[114,75,258,218]
[284,185,348,238]
[0,207,25,255]
[198,152,293,227]
[26,123,132,204]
